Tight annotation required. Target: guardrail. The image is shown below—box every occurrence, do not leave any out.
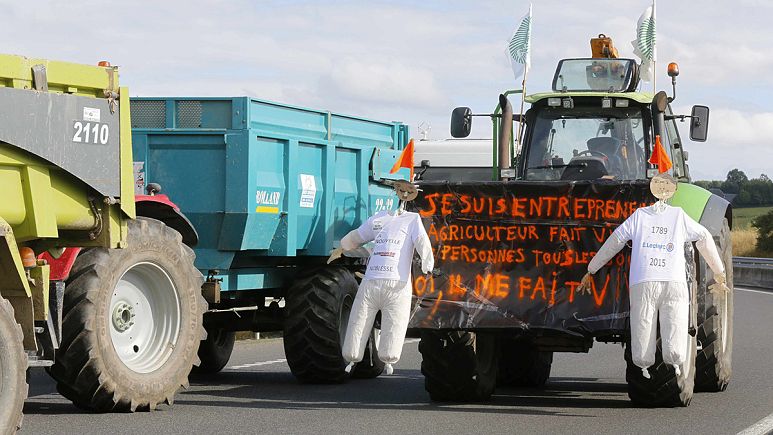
[733,257,773,290]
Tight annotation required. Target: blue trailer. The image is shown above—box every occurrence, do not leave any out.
[131,97,410,381]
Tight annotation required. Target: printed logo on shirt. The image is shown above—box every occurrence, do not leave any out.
[374,251,396,257]
[369,265,395,273]
[641,241,673,251]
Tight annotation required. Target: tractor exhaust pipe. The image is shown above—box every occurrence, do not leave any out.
[498,94,513,180]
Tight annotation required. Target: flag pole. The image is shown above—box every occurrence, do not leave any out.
[516,72,528,154]
[514,3,532,155]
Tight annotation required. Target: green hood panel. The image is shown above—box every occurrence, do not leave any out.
[670,182,711,221]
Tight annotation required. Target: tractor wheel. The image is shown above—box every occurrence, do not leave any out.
[49,217,206,412]
[419,330,498,402]
[497,340,552,387]
[0,297,27,434]
[193,327,235,374]
[283,267,357,383]
[625,254,698,408]
[350,326,385,379]
[695,217,733,392]
[624,333,697,407]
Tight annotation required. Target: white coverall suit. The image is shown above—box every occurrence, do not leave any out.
[340,210,434,374]
[588,204,725,377]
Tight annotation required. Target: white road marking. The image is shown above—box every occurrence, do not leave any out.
[225,338,421,371]
[736,288,773,296]
[737,412,773,435]
[226,358,287,370]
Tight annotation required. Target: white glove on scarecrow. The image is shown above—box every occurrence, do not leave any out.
[580,173,727,380]
[331,181,434,376]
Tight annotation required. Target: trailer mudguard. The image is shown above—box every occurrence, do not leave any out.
[135,194,199,247]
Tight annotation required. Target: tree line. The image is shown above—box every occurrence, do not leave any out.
[694,169,773,207]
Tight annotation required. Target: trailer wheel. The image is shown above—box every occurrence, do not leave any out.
[193,327,235,374]
[49,217,206,412]
[419,330,498,401]
[497,340,552,387]
[0,297,27,434]
[351,326,385,379]
[695,217,733,392]
[283,266,356,383]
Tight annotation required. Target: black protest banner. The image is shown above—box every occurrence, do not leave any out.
[408,180,654,336]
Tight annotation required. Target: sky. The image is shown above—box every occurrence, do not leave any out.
[3,0,772,181]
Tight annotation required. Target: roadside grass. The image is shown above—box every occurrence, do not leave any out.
[732,227,773,258]
[733,206,773,229]
[235,331,282,341]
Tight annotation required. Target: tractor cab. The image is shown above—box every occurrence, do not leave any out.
[448,36,710,184]
[523,57,649,182]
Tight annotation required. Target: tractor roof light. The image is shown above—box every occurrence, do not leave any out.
[602,97,612,108]
[548,97,562,107]
[668,62,680,102]
[615,99,629,108]
[667,62,680,78]
[97,60,111,67]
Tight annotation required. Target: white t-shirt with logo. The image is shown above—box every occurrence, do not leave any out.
[612,204,707,286]
[357,210,429,281]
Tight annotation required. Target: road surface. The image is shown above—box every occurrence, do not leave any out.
[22,287,773,434]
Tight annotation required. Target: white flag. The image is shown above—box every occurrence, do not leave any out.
[632,2,656,82]
[507,4,532,82]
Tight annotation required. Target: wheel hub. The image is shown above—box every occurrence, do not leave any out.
[109,262,181,373]
[111,302,135,332]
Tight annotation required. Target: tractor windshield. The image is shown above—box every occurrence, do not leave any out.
[553,58,637,92]
[524,106,647,181]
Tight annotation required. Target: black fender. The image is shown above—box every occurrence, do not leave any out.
[135,194,199,247]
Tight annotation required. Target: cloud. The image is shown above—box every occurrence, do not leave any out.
[321,58,448,109]
[705,109,773,146]
[1,0,771,180]
[672,107,773,180]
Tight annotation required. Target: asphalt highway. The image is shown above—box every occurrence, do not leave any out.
[22,287,773,434]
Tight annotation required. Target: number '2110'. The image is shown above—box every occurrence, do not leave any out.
[73,121,109,145]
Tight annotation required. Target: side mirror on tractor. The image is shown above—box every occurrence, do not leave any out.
[690,105,709,142]
[450,107,472,138]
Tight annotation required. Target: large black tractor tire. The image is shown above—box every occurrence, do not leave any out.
[625,253,698,408]
[497,340,553,388]
[48,217,206,412]
[624,333,697,407]
[283,267,357,383]
[695,218,733,392]
[419,330,498,402]
[0,297,27,434]
[350,326,386,379]
[193,327,236,374]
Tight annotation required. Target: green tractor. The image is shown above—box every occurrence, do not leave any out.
[412,49,731,406]
[0,55,205,431]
